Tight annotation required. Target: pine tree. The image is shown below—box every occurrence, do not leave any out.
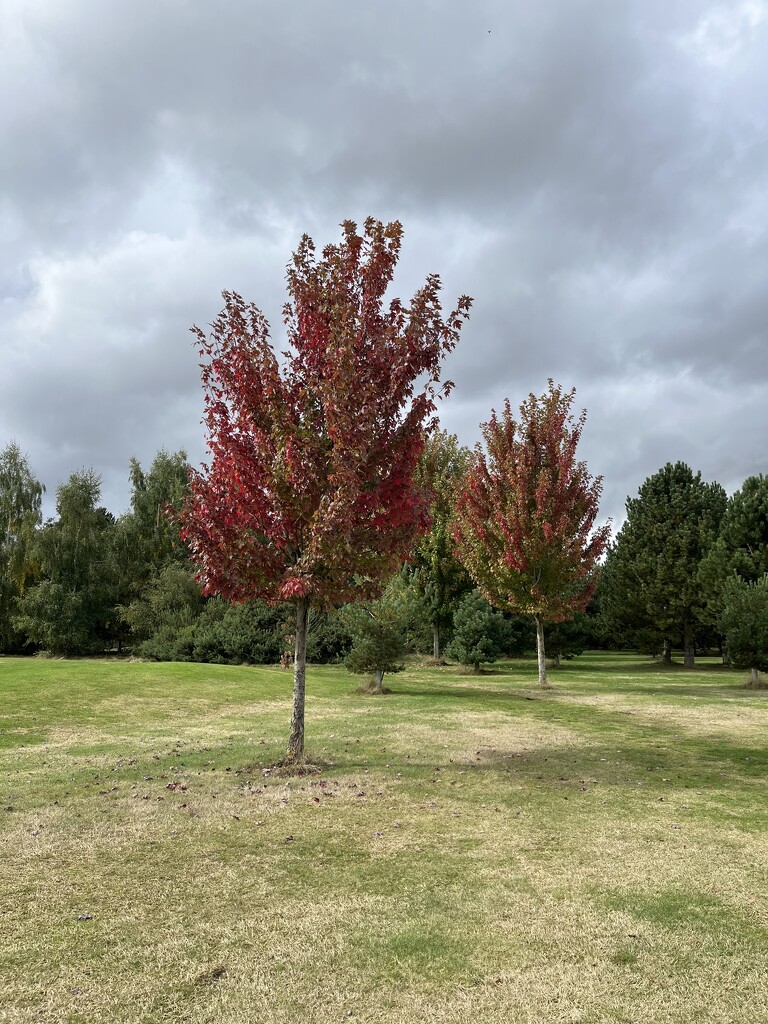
[602,462,726,665]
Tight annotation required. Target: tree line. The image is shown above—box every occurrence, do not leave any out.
[2,439,765,689]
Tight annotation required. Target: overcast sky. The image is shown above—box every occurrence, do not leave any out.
[2,1,767,530]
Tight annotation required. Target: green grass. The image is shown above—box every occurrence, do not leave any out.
[1,652,767,1023]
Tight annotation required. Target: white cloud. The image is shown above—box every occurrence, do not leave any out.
[680,2,768,67]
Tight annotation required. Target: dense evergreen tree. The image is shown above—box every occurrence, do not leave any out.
[446,590,508,672]
[720,575,768,686]
[601,462,726,666]
[342,574,418,692]
[698,475,768,627]
[119,563,204,656]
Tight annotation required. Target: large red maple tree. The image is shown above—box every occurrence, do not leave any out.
[452,381,610,687]
[180,218,471,761]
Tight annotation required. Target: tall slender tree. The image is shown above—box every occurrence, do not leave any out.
[0,442,44,651]
[452,382,609,687]
[181,218,471,762]
[121,450,190,572]
[411,430,472,660]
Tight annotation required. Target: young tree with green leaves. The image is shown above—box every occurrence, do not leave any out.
[114,449,191,649]
[120,450,190,572]
[0,442,44,652]
[602,462,726,666]
[411,430,472,660]
[452,382,609,687]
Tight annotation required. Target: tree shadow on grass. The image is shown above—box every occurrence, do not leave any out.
[330,729,768,800]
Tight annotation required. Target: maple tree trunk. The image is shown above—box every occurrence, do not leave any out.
[750,667,761,687]
[433,624,441,661]
[662,638,672,664]
[534,614,550,688]
[286,598,309,762]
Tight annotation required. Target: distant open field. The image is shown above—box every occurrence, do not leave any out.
[1,652,767,1024]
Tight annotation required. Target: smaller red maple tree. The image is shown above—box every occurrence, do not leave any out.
[180,218,471,760]
[452,381,610,687]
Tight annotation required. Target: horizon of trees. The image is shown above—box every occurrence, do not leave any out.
[1,438,766,684]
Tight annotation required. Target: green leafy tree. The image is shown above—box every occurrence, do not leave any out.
[15,470,118,654]
[120,563,204,655]
[452,382,610,687]
[720,575,768,687]
[341,574,417,692]
[699,475,768,627]
[114,450,191,649]
[0,442,44,651]
[411,430,472,660]
[119,450,190,575]
[445,590,508,672]
[602,462,726,666]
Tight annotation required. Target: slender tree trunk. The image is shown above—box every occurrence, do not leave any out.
[534,614,550,688]
[662,638,672,664]
[372,668,384,693]
[433,623,441,661]
[552,652,561,669]
[683,622,695,668]
[750,667,761,687]
[286,598,309,763]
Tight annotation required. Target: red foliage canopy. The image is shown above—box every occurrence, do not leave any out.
[181,218,472,607]
[452,381,610,622]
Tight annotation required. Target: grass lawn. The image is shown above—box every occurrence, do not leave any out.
[1,651,767,1023]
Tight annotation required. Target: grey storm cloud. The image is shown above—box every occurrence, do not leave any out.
[1,0,767,528]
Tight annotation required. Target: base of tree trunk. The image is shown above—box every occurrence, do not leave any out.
[357,680,392,695]
[745,670,767,689]
[267,756,323,777]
